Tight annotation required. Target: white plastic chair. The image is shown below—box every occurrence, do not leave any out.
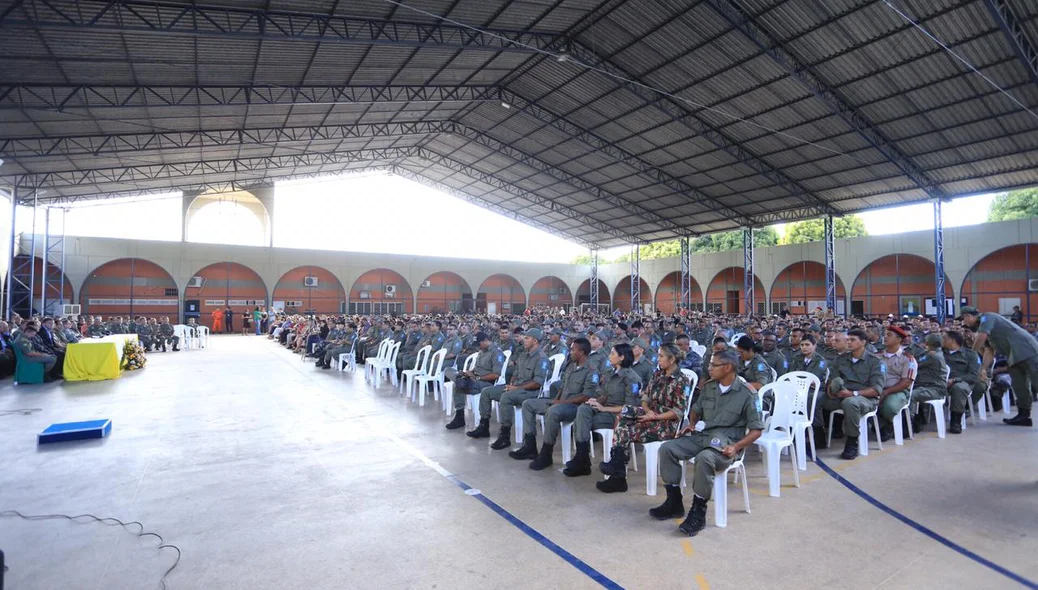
[413,349,447,407]
[892,382,915,445]
[542,353,566,394]
[729,333,745,348]
[692,343,707,358]
[197,325,209,348]
[682,445,750,528]
[451,352,479,417]
[490,350,512,423]
[373,341,401,389]
[173,325,191,350]
[644,370,698,495]
[752,382,801,497]
[337,338,358,372]
[364,339,391,383]
[778,371,821,467]
[921,366,953,438]
[401,345,433,397]
[827,394,883,456]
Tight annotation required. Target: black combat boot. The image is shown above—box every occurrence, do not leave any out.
[528,443,554,470]
[508,434,538,459]
[596,475,628,493]
[489,426,512,450]
[445,410,466,430]
[599,446,627,477]
[949,412,963,434]
[649,485,685,520]
[840,436,859,460]
[678,495,708,537]
[812,424,828,450]
[466,418,491,439]
[563,442,592,477]
[1004,408,1032,427]
[912,409,928,433]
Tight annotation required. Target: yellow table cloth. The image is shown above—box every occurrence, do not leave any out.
[64,334,139,382]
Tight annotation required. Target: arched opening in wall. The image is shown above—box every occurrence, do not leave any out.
[6,255,74,318]
[654,272,704,314]
[961,244,1038,322]
[274,266,347,315]
[185,262,268,330]
[769,262,847,316]
[851,254,953,318]
[348,269,413,315]
[706,268,765,315]
[477,274,526,315]
[186,191,269,247]
[80,258,178,321]
[529,276,574,311]
[575,279,611,310]
[612,277,652,313]
[417,272,472,314]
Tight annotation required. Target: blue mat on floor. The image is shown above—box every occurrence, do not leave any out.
[38,419,112,444]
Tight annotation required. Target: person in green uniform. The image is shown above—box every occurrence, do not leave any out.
[318,322,356,370]
[445,332,504,430]
[572,343,641,465]
[14,323,58,380]
[467,328,548,450]
[630,338,656,386]
[511,337,599,471]
[761,331,789,377]
[587,331,610,375]
[651,349,763,537]
[943,329,982,434]
[961,306,1038,426]
[438,324,464,372]
[543,328,567,359]
[735,335,772,391]
[908,333,948,431]
[819,329,886,460]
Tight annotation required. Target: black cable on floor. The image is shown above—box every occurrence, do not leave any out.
[0,408,42,416]
[0,510,181,589]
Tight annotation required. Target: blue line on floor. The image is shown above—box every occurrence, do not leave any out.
[444,474,625,590]
[815,458,1038,589]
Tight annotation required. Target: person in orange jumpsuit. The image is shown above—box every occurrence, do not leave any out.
[211,307,224,333]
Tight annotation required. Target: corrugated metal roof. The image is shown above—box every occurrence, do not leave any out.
[1,0,1036,248]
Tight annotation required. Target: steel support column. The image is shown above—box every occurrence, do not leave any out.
[589,250,599,309]
[934,200,947,323]
[27,192,37,315]
[42,207,66,317]
[680,237,691,311]
[41,206,48,316]
[5,187,15,319]
[824,215,837,315]
[630,245,640,314]
[743,228,754,316]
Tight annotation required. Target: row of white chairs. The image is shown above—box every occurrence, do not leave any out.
[172,324,209,350]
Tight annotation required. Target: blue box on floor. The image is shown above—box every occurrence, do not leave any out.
[38,419,112,445]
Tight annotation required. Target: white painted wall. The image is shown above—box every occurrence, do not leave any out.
[18,217,1038,314]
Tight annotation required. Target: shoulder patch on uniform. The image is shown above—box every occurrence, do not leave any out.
[758,362,766,372]
[541,360,549,371]
[496,353,504,362]
[684,385,691,396]
[880,363,887,373]
[591,372,599,384]
[819,360,826,368]
[631,382,640,394]
[783,360,788,368]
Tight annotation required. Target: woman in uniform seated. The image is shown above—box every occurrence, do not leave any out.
[597,342,692,493]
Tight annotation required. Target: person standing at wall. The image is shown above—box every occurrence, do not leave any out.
[253,307,262,335]
[211,307,224,333]
[224,305,234,334]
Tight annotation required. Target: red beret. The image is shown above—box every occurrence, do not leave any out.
[887,325,909,339]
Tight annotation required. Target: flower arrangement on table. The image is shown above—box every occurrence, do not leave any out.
[123,339,148,371]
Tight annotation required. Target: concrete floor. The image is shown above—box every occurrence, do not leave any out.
[1,335,1037,590]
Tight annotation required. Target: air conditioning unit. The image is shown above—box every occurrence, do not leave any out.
[359,291,370,299]
[187,276,205,288]
[304,276,319,287]
[549,294,559,301]
[422,280,432,288]
[1029,279,1038,292]
[62,304,81,316]
[385,284,397,298]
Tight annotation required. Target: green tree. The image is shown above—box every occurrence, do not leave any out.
[571,253,596,265]
[689,227,779,253]
[781,215,868,244]
[988,189,1038,222]
[614,239,684,263]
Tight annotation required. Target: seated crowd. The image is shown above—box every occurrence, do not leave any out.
[267,305,1035,537]
[0,313,187,382]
